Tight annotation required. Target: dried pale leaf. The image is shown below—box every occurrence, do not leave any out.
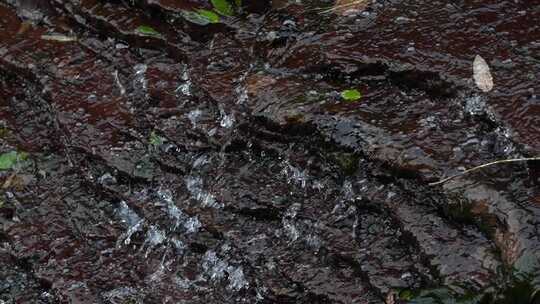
[271,0,289,9]
[17,21,32,35]
[41,34,77,42]
[247,74,277,95]
[473,55,493,92]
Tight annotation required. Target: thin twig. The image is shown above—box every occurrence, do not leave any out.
[429,157,540,186]
[318,0,367,14]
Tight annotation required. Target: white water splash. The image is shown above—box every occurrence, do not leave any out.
[174,276,195,290]
[200,251,248,291]
[142,225,166,257]
[193,155,209,168]
[342,180,354,200]
[281,160,308,188]
[465,95,488,116]
[116,201,144,247]
[281,203,322,249]
[219,105,235,129]
[176,64,192,96]
[185,176,223,208]
[187,109,202,128]
[282,203,301,242]
[227,266,248,291]
[148,263,167,283]
[113,70,126,95]
[183,216,202,233]
[158,188,202,233]
[102,287,140,304]
[220,111,235,129]
[133,64,148,92]
[201,251,229,281]
[305,233,322,249]
[235,85,249,104]
[98,172,116,185]
[282,219,300,242]
[235,72,249,104]
[170,237,187,252]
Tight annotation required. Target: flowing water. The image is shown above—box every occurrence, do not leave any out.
[0,0,539,303]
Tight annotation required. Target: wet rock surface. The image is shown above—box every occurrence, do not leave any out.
[0,0,539,303]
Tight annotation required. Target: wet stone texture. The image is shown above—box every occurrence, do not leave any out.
[0,0,539,303]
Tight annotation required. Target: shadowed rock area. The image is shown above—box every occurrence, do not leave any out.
[0,0,539,303]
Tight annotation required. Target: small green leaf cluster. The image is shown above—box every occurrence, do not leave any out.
[340,89,362,102]
[135,25,162,37]
[0,151,28,170]
[149,131,165,147]
[181,0,241,25]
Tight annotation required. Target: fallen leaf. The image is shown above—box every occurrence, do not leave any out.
[473,55,494,92]
[2,173,15,188]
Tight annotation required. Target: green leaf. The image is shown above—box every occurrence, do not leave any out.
[234,0,242,7]
[341,89,362,102]
[149,131,165,147]
[180,9,220,25]
[0,127,8,138]
[135,25,161,37]
[211,0,234,16]
[196,9,221,23]
[0,151,28,170]
[399,289,414,301]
